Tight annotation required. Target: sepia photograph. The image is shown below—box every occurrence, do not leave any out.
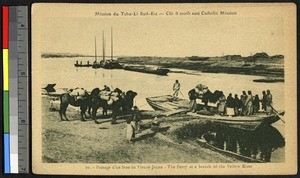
[31,3,297,175]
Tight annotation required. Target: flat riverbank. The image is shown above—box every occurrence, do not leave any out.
[117,54,284,78]
[42,96,284,163]
[42,96,245,163]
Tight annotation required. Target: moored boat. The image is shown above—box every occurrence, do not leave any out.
[146,95,284,130]
[253,78,284,83]
[42,83,56,90]
[100,60,123,69]
[74,63,93,67]
[124,65,170,75]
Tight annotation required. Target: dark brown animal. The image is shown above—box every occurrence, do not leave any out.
[90,90,137,124]
[59,92,90,121]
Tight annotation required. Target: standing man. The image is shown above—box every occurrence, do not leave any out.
[266,90,273,115]
[241,91,247,115]
[245,91,253,115]
[261,91,267,111]
[253,94,260,113]
[173,80,181,99]
[188,88,198,112]
[126,106,141,142]
[226,93,235,116]
[217,91,227,116]
[234,94,241,116]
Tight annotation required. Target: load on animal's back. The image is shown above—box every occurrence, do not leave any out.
[59,87,90,121]
[89,86,137,124]
[98,90,121,105]
[68,87,88,101]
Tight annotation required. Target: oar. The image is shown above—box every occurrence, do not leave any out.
[260,101,285,123]
[179,90,185,99]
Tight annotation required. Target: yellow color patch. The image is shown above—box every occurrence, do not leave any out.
[3,49,9,91]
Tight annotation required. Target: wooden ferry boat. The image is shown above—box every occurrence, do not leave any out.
[74,62,93,67]
[253,78,284,83]
[123,65,170,76]
[146,95,284,130]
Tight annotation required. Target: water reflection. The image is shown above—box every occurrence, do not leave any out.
[202,123,285,162]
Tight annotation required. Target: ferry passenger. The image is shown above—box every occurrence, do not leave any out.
[226,93,235,117]
[188,88,198,112]
[253,94,260,113]
[266,90,273,115]
[240,91,247,115]
[261,91,267,111]
[217,91,226,116]
[172,80,181,99]
[245,91,253,115]
[234,94,241,115]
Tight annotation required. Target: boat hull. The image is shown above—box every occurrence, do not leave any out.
[124,66,170,75]
[74,64,93,67]
[146,95,283,130]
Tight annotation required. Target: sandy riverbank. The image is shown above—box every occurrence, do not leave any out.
[42,96,284,163]
[42,96,244,163]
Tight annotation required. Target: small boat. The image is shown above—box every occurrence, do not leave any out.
[124,65,170,75]
[253,78,284,83]
[92,62,101,69]
[42,83,56,90]
[42,83,56,92]
[100,60,123,69]
[146,95,284,130]
[74,63,93,67]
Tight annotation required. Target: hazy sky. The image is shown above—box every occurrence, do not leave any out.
[40,10,284,57]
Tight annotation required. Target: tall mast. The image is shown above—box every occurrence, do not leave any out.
[95,36,97,62]
[102,30,105,62]
[111,27,113,61]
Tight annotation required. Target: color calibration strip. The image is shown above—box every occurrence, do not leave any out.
[3,6,11,174]
[2,6,29,174]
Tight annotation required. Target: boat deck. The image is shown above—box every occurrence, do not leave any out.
[146,95,284,130]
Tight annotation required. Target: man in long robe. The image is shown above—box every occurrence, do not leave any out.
[261,91,267,111]
[226,93,235,116]
[188,88,198,112]
[172,80,181,99]
[245,91,253,115]
[241,91,247,115]
[266,90,273,115]
[217,92,226,116]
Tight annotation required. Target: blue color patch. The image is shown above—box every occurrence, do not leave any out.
[4,133,10,173]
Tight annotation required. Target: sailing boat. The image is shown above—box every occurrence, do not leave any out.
[92,36,101,68]
[100,27,123,69]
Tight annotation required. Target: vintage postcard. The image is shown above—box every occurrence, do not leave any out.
[31,3,297,175]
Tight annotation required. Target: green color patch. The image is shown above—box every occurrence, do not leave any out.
[3,91,9,133]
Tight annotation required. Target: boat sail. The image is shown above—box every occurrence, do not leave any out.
[100,27,123,69]
[92,36,101,68]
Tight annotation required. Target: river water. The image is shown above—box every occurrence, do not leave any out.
[42,57,285,162]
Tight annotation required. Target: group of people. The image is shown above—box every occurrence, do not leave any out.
[172,80,274,116]
[217,90,273,116]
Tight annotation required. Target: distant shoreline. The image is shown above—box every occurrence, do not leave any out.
[42,52,284,78]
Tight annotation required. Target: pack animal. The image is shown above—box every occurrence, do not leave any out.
[59,88,90,121]
[89,88,137,124]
